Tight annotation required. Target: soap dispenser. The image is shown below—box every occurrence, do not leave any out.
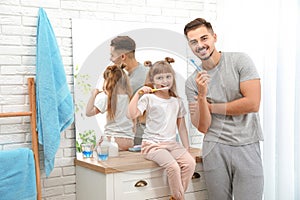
[109,136,119,157]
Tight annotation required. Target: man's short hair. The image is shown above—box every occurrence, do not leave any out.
[110,36,136,53]
[184,18,214,36]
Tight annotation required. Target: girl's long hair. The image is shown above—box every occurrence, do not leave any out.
[103,63,132,120]
[145,57,178,98]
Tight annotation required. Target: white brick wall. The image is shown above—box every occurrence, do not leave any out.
[0,0,217,199]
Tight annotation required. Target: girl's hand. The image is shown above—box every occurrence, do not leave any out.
[138,86,153,95]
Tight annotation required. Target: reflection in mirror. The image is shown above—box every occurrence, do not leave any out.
[72,19,204,158]
[85,62,136,151]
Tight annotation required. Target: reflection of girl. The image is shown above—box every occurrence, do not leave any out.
[127,58,196,200]
[86,63,134,150]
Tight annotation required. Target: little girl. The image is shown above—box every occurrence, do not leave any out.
[86,63,134,150]
[127,57,196,200]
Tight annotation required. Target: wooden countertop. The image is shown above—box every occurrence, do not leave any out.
[74,147,202,174]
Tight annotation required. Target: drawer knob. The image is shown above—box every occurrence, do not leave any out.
[134,180,148,187]
[192,172,200,179]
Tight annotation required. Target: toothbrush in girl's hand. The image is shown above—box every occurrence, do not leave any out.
[138,87,169,94]
[189,59,202,71]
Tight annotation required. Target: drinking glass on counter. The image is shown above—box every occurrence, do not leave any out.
[97,145,109,161]
[81,143,94,158]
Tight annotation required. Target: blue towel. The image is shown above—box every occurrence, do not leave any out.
[0,148,37,200]
[36,7,74,177]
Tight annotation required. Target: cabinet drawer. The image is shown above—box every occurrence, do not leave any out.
[149,190,208,200]
[114,164,207,200]
[185,190,209,200]
[186,163,207,193]
[114,167,169,199]
[186,170,206,193]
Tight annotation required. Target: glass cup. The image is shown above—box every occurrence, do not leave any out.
[97,145,109,161]
[81,143,94,158]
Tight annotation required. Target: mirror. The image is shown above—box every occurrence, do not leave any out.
[72,19,204,158]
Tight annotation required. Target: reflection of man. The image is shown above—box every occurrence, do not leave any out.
[110,36,148,145]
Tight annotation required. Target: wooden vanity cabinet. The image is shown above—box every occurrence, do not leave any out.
[75,148,208,200]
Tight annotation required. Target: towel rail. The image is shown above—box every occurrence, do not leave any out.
[0,78,42,200]
[0,111,32,117]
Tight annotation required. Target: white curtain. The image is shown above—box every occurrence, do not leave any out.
[215,0,300,199]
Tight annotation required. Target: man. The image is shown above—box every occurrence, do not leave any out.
[110,36,148,145]
[184,18,264,200]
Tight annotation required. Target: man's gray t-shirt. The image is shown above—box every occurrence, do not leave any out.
[128,62,148,94]
[128,62,148,145]
[185,52,263,145]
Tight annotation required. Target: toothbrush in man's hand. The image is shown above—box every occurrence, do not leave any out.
[189,59,202,71]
